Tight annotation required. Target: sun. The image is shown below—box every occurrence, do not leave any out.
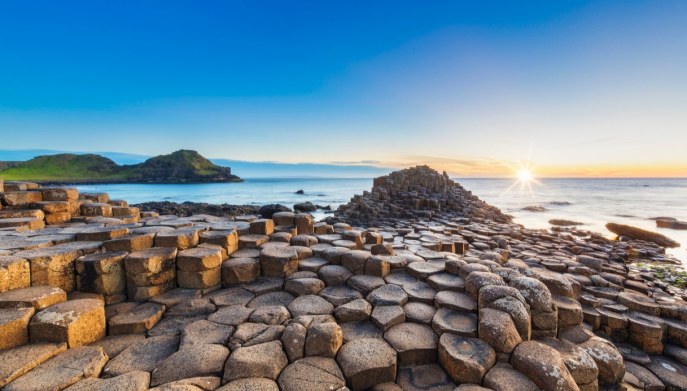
[517,169,533,182]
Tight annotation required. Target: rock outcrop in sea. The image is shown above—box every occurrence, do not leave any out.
[0,167,686,390]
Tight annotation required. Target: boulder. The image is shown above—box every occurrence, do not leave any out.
[336,338,397,390]
[483,364,540,391]
[605,223,680,247]
[510,341,579,391]
[304,322,343,357]
[478,308,522,354]
[438,334,495,384]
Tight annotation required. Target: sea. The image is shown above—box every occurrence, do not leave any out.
[74,178,687,264]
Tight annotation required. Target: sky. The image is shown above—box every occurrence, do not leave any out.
[1,1,686,177]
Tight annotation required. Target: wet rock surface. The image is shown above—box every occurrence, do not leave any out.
[0,167,686,390]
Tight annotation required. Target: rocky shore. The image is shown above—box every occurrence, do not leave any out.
[0,167,686,391]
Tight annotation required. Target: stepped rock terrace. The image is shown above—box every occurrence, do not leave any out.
[0,167,686,390]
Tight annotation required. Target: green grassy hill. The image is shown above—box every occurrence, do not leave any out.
[0,150,241,183]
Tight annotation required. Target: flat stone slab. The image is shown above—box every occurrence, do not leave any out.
[396,364,456,391]
[0,342,67,388]
[371,305,406,331]
[222,340,287,382]
[208,305,254,326]
[0,286,67,310]
[88,334,146,358]
[63,371,150,391]
[334,298,372,322]
[149,288,202,307]
[4,346,108,391]
[218,377,279,391]
[384,322,438,366]
[404,302,437,325]
[367,284,409,306]
[181,319,233,347]
[150,344,230,386]
[435,291,477,312]
[108,302,165,334]
[103,335,179,377]
[124,247,178,274]
[432,308,478,337]
[287,295,334,317]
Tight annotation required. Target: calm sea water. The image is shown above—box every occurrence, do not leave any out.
[75,178,687,263]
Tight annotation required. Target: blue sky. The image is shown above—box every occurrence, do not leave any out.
[1,1,686,176]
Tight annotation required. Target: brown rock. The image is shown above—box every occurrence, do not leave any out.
[64,371,150,391]
[336,338,397,390]
[0,307,34,350]
[222,340,288,382]
[278,357,345,391]
[478,308,522,354]
[151,344,230,386]
[29,299,105,348]
[103,335,179,377]
[155,229,200,250]
[483,364,540,391]
[260,247,299,278]
[0,256,30,293]
[108,302,165,334]
[0,286,66,311]
[281,322,307,362]
[384,322,438,365]
[13,247,82,292]
[5,346,108,391]
[218,378,279,391]
[0,343,67,387]
[510,341,579,391]
[438,334,495,384]
[305,322,343,357]
[605,223,680,247]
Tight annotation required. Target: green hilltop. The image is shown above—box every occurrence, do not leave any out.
[0,150,242,183]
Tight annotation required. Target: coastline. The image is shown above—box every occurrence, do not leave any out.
[1,167,686,389]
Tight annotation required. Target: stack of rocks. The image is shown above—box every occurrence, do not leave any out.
[0,184,143,230]
[0,171,686,391]
[75,252,128,304]
[125,247,178,301]
[37,187,79,225]
[331,165,510,227]
[176,246,223,292]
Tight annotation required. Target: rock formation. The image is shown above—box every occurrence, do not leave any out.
[0,167,686,390]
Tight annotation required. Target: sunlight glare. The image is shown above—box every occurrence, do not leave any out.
[517,169,533,182]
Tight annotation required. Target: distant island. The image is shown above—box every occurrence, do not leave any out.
[0,149,242,184]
